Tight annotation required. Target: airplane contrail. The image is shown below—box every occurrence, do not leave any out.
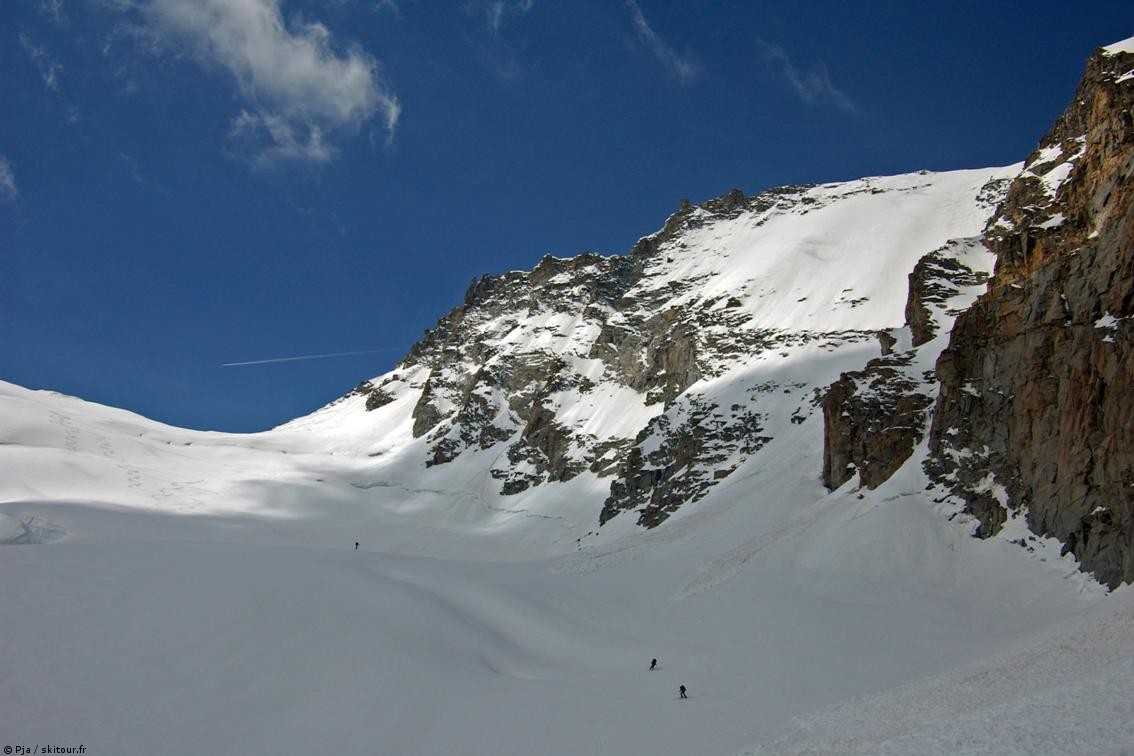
[222,348,402,367]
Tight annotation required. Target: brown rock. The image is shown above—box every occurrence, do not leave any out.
[928,45,1134,587]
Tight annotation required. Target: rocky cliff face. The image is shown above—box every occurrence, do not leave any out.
[925,42,1134,587]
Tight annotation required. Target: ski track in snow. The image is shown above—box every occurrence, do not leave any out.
[675,503,823,598]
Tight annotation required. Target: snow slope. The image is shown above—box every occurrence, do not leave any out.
[3,166,1133,755]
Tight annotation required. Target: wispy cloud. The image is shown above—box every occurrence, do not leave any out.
[0,156,18,203]
[626,0,699,85]
[370,0,400,17]
[19,32,63,91]
[328,0,400,15]
[37,0,66,23]
[484,0,533,36]
[758,40,856,113]
[464,1,533,79]
[114,0,401,166]
[118,152,145,185]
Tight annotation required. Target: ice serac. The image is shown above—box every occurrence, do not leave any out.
[926,42,1134,587]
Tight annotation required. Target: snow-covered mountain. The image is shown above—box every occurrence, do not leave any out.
[284,166,1014,536]
[2,37,1133,756]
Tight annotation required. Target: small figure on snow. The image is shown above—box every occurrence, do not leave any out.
[355,542,359,550]
[679,684,687,699]
[649,658,657,671]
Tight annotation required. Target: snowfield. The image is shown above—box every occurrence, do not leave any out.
[3,166,1134,755]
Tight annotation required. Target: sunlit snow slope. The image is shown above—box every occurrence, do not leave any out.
[3,165,1133,755]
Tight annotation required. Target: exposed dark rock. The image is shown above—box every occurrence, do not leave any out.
[822,352,933,490]
[350,380,398,411]
[411,369,448,438]
[588,438,637,477]
[878,330,897,356]
[601,396,770,527]
[365,389,396,411]
[905,239,992,347]
[505,396,585,486]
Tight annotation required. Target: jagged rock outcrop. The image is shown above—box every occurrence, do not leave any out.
[905,238,1000,347]
[600,394,771,527]
[927,43,1134,587]
[821,235,1000,490]
[351,380,397,411]
[822,352,933,490]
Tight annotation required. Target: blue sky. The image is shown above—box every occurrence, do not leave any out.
[2,1,1132,432]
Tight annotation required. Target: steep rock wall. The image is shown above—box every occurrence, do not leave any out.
[927,44,1134,587]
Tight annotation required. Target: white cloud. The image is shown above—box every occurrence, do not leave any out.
[758,41,856,114]
[229,110,335,167]
[122,0,400,164]
[19,32,63,91]
[0,156,18,203]
[485,0,533,36]
[626,0,698,85]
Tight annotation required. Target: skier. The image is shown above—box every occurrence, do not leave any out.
[650,658,657,671]
[679,684,687,699]
[355,542,359,550]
